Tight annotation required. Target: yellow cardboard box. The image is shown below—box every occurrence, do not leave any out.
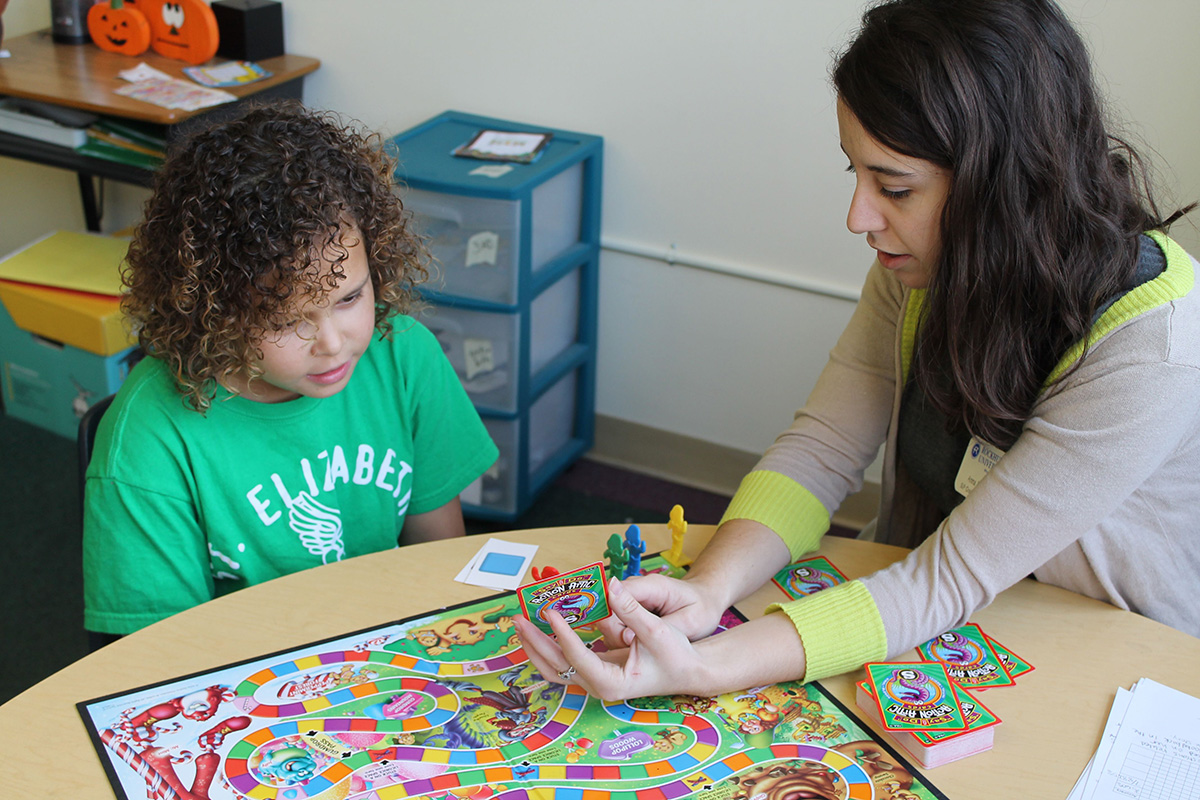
[0,231,134,356]
[0,280,134,356]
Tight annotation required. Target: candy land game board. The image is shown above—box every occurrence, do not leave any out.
[78,555,946,800]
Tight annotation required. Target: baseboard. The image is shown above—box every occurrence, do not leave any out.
[588,414,879,531]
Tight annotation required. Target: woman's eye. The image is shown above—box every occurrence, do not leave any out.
[880,187,912,200]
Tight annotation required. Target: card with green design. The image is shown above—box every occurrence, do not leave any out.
[916,623,1014,689]
[984,632,1035,680]
[913,683,1001,743]
[518,562,611,635]
[865,661,968,732]
[770,556,849,599]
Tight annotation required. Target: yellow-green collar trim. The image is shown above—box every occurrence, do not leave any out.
[899,232,1193,387]
[900,288,926,384]
[1047,231,1193,383]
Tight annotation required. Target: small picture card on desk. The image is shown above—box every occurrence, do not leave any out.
[183,61,272,88]
[455,538,538,591]
[453,129,553,164]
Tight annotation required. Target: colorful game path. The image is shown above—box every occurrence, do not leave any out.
[81,573,946,800]
[220,647,875,799]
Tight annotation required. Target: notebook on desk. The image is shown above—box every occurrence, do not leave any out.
[0,100,96,148]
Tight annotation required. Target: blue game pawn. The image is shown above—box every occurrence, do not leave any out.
[623,524,646,579]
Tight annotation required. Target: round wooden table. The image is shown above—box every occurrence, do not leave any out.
[2,523,1197,797]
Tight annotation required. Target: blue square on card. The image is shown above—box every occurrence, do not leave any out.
[480,552,525,576]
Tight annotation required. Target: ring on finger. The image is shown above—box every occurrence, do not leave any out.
[557,665,576,681]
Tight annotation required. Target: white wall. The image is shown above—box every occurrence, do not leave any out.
[3,0,1197,461]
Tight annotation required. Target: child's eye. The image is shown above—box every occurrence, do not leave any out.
[339,290,362,306]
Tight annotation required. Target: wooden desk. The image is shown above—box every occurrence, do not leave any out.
[0,29,320,229]
[1,525,1197,797]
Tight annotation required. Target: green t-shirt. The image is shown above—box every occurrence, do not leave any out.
[83,317,498,635]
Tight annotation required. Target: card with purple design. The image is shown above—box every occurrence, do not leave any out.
[517,562,612,635]
[916,623,1015,689]
[864,661,968,732]
[770,556,850,599]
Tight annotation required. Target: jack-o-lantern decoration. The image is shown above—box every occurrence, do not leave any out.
[138,0,220,65]
[87,0,151,57]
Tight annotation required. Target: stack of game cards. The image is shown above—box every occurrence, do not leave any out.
[771,556,1035,767]
[856,663,1000,768]
[855,622,1034,768]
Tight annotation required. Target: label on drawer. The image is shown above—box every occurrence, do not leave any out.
[463,338,496,380]
[466,231,499,267]
[469,164,514,178]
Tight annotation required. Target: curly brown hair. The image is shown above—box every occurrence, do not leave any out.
[123,100,428,412]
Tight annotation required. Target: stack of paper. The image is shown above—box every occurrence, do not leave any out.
[0,100,90,148]
[1067,678,1200,799]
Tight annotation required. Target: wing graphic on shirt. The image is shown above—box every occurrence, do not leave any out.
[288,493,345,564]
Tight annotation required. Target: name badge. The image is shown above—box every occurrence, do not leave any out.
[955,436,1006,498]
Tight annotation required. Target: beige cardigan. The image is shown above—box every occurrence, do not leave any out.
[723,232,1200,681]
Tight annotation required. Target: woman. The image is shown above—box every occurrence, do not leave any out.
[515,0,1199,700]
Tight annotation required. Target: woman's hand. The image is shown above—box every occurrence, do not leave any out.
[514,578,712,701]
[514,577,811,701]
[595,571,726,650]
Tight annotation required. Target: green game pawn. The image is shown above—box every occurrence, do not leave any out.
[604,532,628,577]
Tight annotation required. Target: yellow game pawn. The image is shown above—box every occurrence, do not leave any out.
[663,504,692,567]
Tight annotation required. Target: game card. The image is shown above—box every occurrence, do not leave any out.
[457,538,538,590]
[983,632,1035,680]
[858,679,1000,745]
[770,556,849,599]
[518,562,612,635]
[916,623,1015,689]
[912,684,1001,743]
[864,662,969,732]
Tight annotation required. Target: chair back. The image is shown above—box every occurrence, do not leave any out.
[78,394,115,514]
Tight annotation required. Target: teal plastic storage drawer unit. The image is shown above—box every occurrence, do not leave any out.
[388,111,602,520]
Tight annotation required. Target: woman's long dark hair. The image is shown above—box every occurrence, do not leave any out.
[834,0,1192,448]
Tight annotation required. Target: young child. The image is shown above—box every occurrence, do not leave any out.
[83,102,498,637]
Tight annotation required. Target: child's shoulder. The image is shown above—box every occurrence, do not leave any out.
[88,357,204,478]
[102,357,217,443]
[108,356,184,417]
[364,314,445,366]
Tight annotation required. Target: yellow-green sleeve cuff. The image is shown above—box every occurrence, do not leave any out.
[719,470,829,560]
[766,580,887,682]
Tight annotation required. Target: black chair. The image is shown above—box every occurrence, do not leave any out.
[77,393,115,514]
[77,393,121,651]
